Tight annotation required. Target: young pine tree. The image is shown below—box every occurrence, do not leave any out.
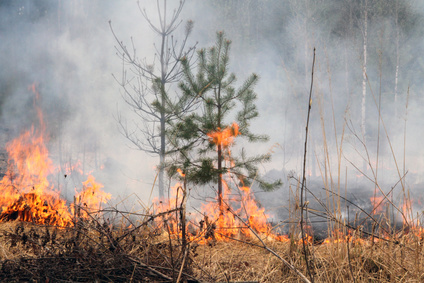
[168,31,281,215]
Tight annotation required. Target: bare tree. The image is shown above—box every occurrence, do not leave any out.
[109,0,196,198]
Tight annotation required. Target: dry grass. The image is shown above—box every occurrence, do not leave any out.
[1,215,424,282]
[0,216,194,282]
[191,231,424,282]
[192,240,290,282]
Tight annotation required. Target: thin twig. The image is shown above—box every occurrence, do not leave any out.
[300,47,316,283]
[127,256,173,281]
[116,207,182,242]
[346,206,356,283]
[176,245,189,283]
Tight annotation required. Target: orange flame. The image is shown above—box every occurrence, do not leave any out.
[152,178,290,244]
[151,183,185,237]
[153,121,424,246]
[74,175,111,218]
[207,122,239,148]
[151,122,283,243]
[0,84,110,226]
[199,180,272,240]
[177,168,185,177]
[370,195,384,214]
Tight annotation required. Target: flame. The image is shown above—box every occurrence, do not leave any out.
[152,177,424,245]
[0,84,110,226]
[370,195,384,214]
[0,124,73,226]
[59,160,83,176]
[74,175,111,218]
[401,197,413,225]
[204,122,272,240]
[152,179,277,243]
[207,122,239,149]
[151,122,285,243]
[199,180,273,240]
[151,121,424,246]
[177,168,185,177]
[151,183,185,237]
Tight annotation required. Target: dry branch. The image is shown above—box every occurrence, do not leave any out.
[300,47,316,283]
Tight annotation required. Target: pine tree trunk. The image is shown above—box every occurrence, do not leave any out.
[159,82,165,198]
[159,142,165,198]
[159,87,165,198]
[217,144,223,216]
[217,78,223,217]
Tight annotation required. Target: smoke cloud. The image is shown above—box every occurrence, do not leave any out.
[0,0,423,223]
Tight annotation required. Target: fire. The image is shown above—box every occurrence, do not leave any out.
[204,122,273,240]
[207,122,239,149]
[370,195,384,214]
[198,180,272,240]
[151,182,186,236]
[0,84,110,227]
[74,175,111,218]
[151,122,424,246]
[152,179,276,243]
[177,168,185,177]
[152,122,284,243]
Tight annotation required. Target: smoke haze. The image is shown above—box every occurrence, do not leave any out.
[0,0,423,222]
